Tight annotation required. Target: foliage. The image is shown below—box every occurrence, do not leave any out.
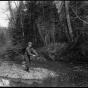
[0,33,6,47]
[0,27,7,47]
[7,1,88,63]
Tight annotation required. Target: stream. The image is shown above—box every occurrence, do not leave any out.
[0,49,88,88]
[0,60,88,87]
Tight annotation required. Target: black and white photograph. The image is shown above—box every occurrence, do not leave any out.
[0,1,88,87]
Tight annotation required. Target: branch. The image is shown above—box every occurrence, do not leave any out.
[69,5,88,25]
[14,1,19,9]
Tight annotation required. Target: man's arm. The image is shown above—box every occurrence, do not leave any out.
[31,48,38,55]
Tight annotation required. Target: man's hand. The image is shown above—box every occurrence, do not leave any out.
[32,53,38,57]
[32,55,36,57]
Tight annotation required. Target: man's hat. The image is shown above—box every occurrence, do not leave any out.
[28,42,32,45]
[22,61,26,65]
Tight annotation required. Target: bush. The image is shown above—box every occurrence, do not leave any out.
[37,43,68,61]
[1,43,25,62]
[0,33,6,47]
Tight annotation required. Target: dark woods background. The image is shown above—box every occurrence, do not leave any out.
[1,1,88,64]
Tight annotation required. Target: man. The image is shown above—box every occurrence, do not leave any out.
[22,42,38,71]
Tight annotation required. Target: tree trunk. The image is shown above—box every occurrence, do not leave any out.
[19,1,25,38]
[8,1,15,27]
[64,1,74,43]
